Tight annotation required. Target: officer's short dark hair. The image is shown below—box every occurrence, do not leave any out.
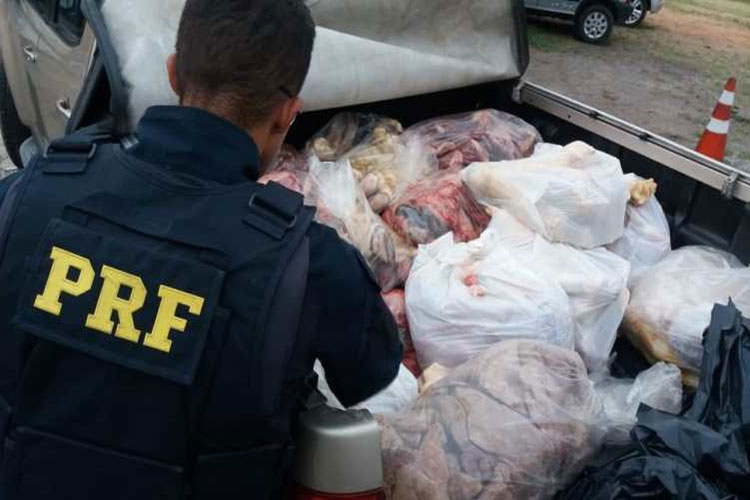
[175,0,315,126]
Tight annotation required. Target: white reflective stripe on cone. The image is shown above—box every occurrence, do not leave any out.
[718,91,735,106]
[706,118,731,135]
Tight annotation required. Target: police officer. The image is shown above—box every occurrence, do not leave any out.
[0,1,402,499]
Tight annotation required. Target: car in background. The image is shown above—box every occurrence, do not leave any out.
[624,0,663,27]
[525,0,635,44]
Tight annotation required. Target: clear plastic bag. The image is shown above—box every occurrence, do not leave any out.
[623,246,750,385]
[306,113,404,162]
[378,340,605,500]
[461,141,629,249]
[607,174,671,288]
[310,158,414,291]
[487,211,630,372]
[314,361,418,415]
[405,109,542,170]
[405,228,573,368]
[347,130,438,213]
[593,362,683,444]
[382,170,491,246]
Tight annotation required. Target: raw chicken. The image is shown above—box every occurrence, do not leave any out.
[382,170,490,246]
[310,158,414,291]
[487,210,630,373]
[307,113,403,162]
[623,246,750,386]
[379,340,605,500]
[607,174,671,288]
[405,229,573,368]
[405,109,541,170]
[461,141,629,249]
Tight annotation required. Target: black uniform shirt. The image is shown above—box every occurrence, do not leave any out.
[0,106,402,407]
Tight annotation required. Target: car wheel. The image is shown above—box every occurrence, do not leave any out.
[0,62,31,168]
[575,5,614,44]
[625,0,647,27]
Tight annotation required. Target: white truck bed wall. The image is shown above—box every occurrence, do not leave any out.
[101,0,524,132]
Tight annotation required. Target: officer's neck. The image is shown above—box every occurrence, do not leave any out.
[179,97,270,156]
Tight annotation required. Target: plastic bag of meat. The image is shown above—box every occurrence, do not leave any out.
[405,227,573,368]
[405,109,542,170]
[592,362,683,444]
[306,113,403,162]
[461,141,629,249]
[607,174,671,288]
[309,158,413,291]
[382,289,421,377]
[268,145,309,173]
[488,210,630,372]
[623,246,750,387]
[349,133,438,213]
[382,170,491,246]
[314,361,418,415]
[378,340,605,500]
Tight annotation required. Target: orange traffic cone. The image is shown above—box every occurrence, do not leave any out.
[696,77,736,162]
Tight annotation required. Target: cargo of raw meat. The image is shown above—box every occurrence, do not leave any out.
[382,170,490,246]
[461,141,629,249]
[310,158,414,291]
[307,113,403,162]
[623,246,750,386]
[405,227,573,368]
[382,289,421,377]
[487,211,630,372]
[607,174,671,288]
[308,113,437,213]
[378,340,605,500]
[405,109,542,170]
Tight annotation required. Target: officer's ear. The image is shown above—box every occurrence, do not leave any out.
[272,96,303,135]
[167,53,179,97]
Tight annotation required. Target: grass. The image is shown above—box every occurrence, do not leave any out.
[527,22,578,52]
[670,0,750,28]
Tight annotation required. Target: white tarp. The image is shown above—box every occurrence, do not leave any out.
[102,0,523,131]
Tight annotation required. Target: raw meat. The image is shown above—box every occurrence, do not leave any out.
[623,246,750,386]
[405,228,573,368]
[379,340,605,500]
[405,109,542,170]
[308,113,437,213]
[268,145,309,173]
[461,141,629,249]
[307,113,403,162]
[607,174,671,288]
[487,210,630,373]
[382,170,490,246]
[382,289,421,377]
[310,158,414,291]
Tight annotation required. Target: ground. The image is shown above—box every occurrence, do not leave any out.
[525,0,750,170]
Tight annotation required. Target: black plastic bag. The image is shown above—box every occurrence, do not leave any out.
[558,301,750,500]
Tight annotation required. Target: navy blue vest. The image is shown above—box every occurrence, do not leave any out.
[0,133,314,500]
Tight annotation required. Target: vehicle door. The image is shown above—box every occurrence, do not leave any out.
[20,0,95,147]
[0,0,51,136]
[537,0,579,14]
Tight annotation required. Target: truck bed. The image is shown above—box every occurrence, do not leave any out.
[287,79,750,265]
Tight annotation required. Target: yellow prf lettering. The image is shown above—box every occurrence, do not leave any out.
[143,285,204,353]
[34,246,95,316]
[85,265,147,343]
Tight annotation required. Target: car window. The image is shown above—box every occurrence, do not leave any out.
[25,0,53,20]
[54,0,86,45]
